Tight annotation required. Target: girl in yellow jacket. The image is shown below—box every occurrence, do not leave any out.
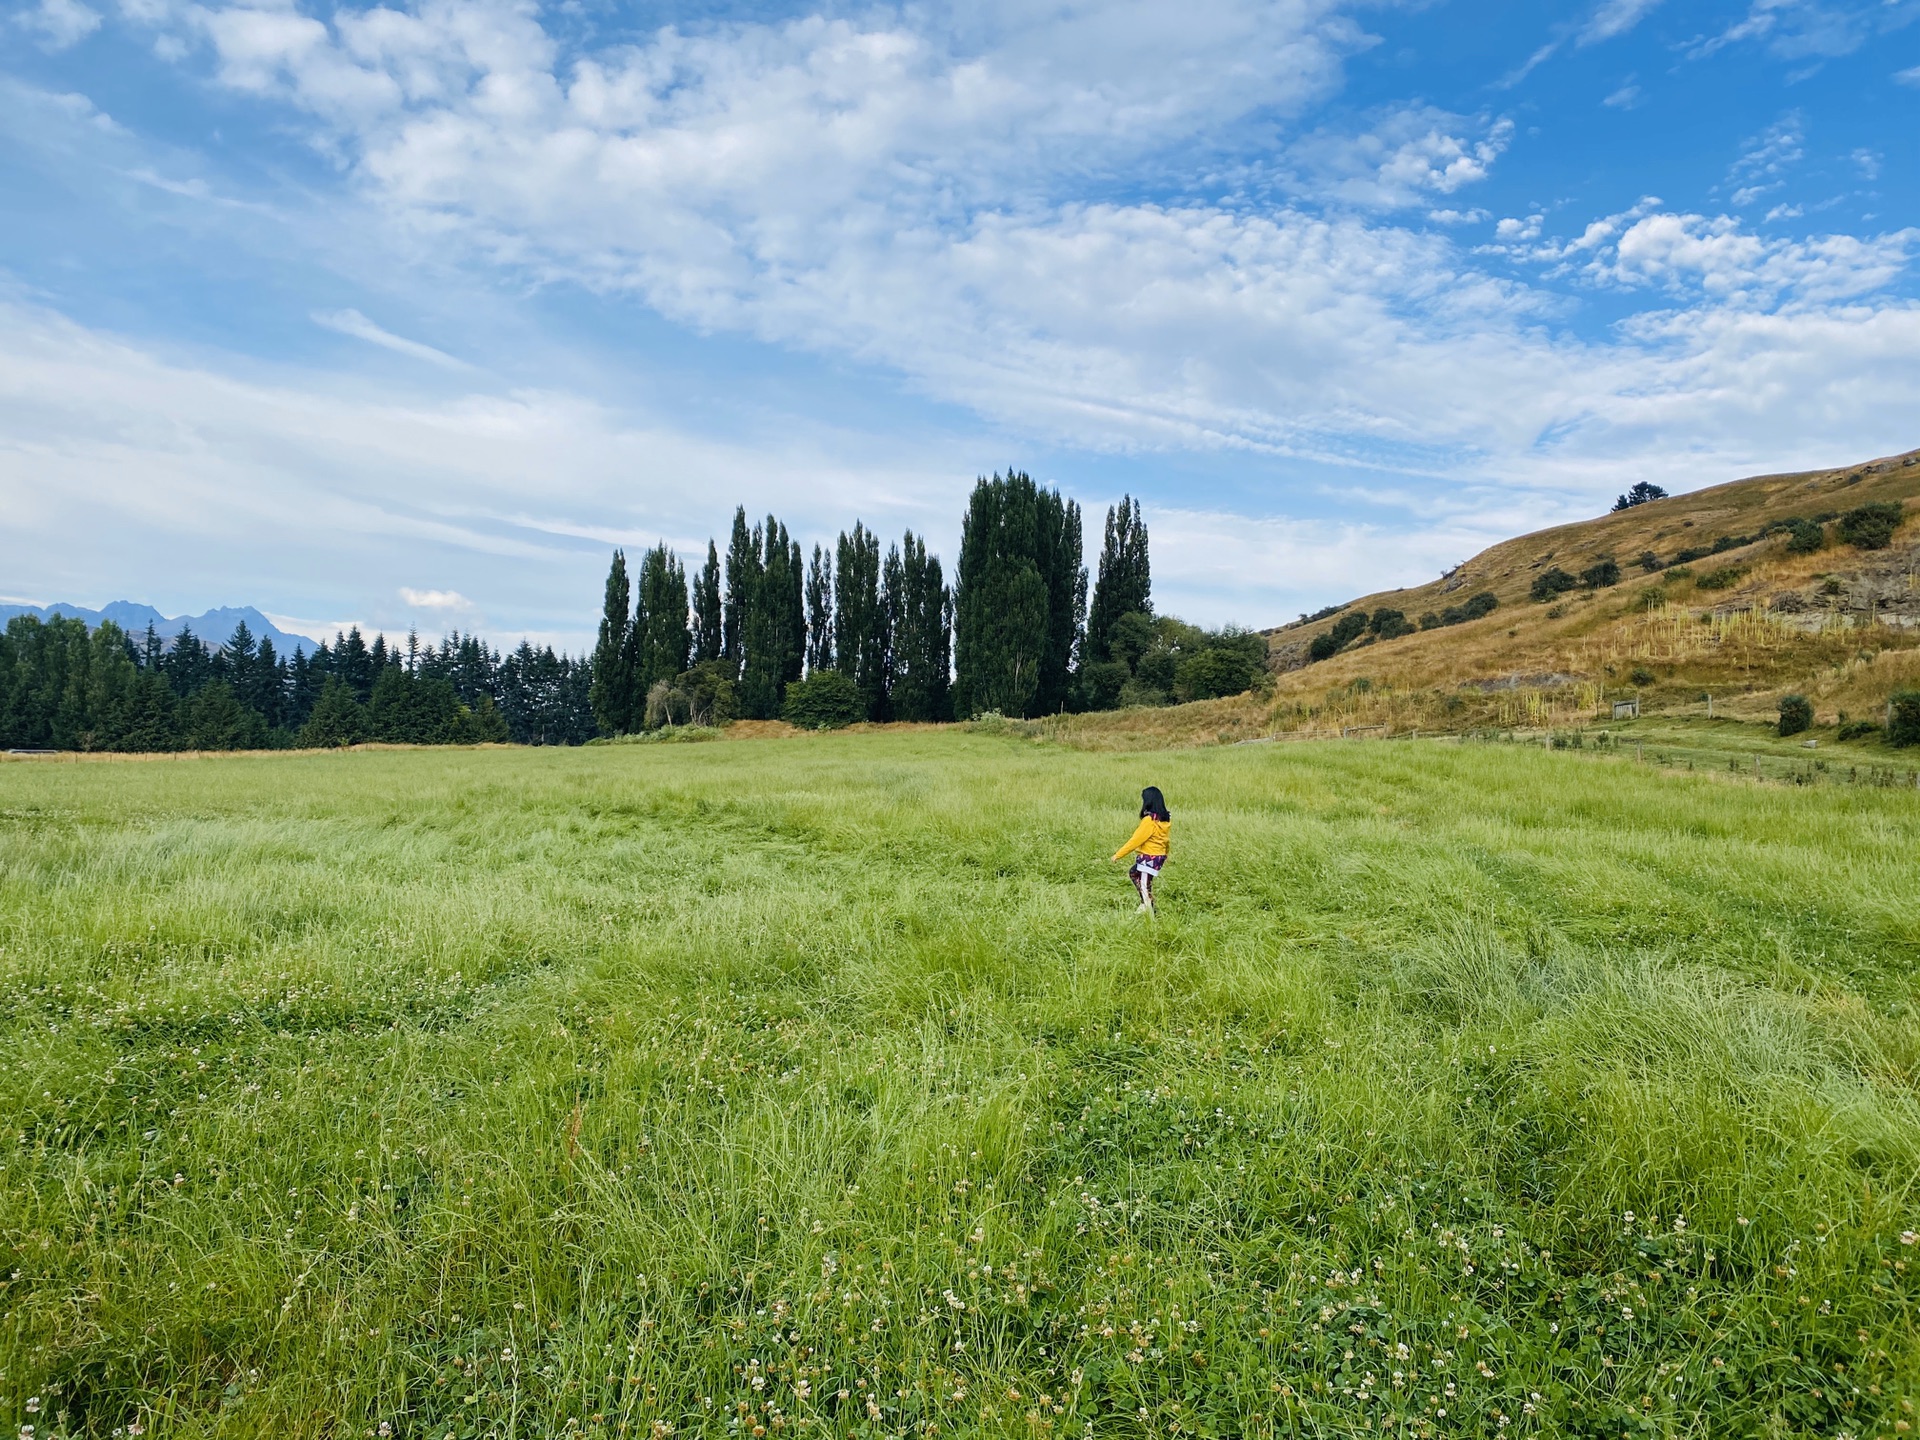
[1112,786,1171,914]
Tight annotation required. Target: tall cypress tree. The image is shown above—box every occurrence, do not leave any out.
[1085,496,1151,665]
[886,530,951,722]
[834,522,886,720]
[738,516,801,719]
[953,472,1080,718]
[805,545,834,675]
[589,548,634,735]
[723,507,756,674]
[631,542,691,722]
[692,540,724,666]
[1034,488,1086,714]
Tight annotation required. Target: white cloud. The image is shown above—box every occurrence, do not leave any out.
[398,587,471,610]
[1603,79,1643,108]
[17,0,101,50]
[1285,109,1514,209]
[1898,64,1920,84]
[1731,113,1805,183]
[1582,0,1665,44]
[313,308,469,369]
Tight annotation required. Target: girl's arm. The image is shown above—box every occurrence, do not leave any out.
[1112,816,1154,860]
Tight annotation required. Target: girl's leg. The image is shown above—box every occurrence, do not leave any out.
[1142,871,1156,913]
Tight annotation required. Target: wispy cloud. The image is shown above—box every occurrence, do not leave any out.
[1582,0,1665,45]
[1897,64,1920,85]
[312,310,469,370]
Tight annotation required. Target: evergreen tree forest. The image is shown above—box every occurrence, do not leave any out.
[0,616,593,752]
[9,474,1272,751]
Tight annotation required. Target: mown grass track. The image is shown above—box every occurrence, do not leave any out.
[2,734,1917,1438]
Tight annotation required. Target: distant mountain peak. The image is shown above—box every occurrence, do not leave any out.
[0,600,318,655]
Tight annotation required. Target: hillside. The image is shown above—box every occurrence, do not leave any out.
[1053,445,1920,748]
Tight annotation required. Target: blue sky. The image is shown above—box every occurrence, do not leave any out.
[3,0,1917,651]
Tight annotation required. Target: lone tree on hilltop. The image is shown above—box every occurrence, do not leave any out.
[1613,481,1669,512]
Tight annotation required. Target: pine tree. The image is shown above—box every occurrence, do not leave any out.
[589,549,634,735]
[953,472,1082,718]
[631,542,691,723]
[834,522,887,720]
[886,531,951,722]
[165,625,212,697]
[692,541,724,665]
[299,676,366,747]
[336,627,374,701]
[805,545,834,674]
[1086,496,1151,665]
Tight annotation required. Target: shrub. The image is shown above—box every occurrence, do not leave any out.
[1419,612,1442,631]
[1837,502,1904,551]
[1174,646,1259,701]
[1369,608,1415,639]
[1629,666,1656,687]
[1777,694,1813,737]
[1079,660,1128,712]
[1308,610,1370,661]
[1784,518,1825,554]
[1421,592,1499,631]
[1637,551,1661,572]
[1890,690,1920,748]
[1820,576,1843,596]
[1697,566,1745,591]
[1665,565,1694,581]
[1671,545,1710,565]
[1530,567,1578,602]
[1836,718,1881,742]
[781,671,865,729]
[1612,481,1667,511]
[1581,558,1621,589]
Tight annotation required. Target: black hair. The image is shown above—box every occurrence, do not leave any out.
[1139,787,1170,822]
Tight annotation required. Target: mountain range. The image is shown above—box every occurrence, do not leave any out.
[0,601,318,656]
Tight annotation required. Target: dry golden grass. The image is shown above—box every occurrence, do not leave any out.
[1239,446,1920,739]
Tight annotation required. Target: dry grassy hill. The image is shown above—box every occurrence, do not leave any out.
[1052,446,1920,748]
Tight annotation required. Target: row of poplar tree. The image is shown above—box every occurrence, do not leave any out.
[0,616,596,752]
[588,470,1258,734]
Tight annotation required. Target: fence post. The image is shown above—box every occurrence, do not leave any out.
[1753,754,1761,780]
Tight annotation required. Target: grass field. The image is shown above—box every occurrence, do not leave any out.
[3,734,1918,1439]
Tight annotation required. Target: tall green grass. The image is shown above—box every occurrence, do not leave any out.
[2,735,1917,1438]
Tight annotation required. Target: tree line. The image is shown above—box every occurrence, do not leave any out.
[0,616,594,752]
[5,470,1270,751]
[592,472,1268,735]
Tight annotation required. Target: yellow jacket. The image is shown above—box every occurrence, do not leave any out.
[1113,816,1170,859]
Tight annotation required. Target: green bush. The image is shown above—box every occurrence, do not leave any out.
[1836,502,1904,551]
[781,671,865,729]
[1529,567,1578,602]
[1078,660,1128,711]
[1368,608,1415,639]
[1174,646,1259,701]
[1629,666,1656,687]
[1581,558,1621,589]
[1419,591,1498,630]
[1636,550,1661,572]
[1308,610,1369,661]
[1836,719,1881,743]
[1777,694,1813,738]
[1890,690,1920,747]
[1784,518,1825,554]
[1697,566,1745,591]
